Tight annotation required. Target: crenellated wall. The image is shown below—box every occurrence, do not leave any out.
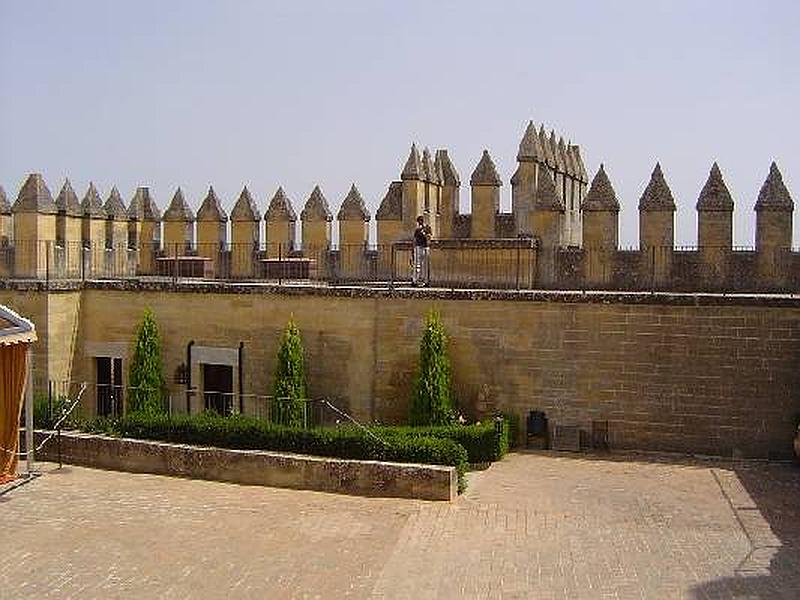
[1,120,796,291]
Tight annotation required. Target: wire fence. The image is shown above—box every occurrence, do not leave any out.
[2,239,798,292]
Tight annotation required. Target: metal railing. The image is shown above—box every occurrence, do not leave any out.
[2,240,798,293]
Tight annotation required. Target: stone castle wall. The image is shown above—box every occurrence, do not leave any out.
[2,282,798,460]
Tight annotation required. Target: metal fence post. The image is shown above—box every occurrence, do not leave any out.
[389,245,395,291]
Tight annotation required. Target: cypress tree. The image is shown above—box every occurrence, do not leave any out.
[128,307,167,415]
[272,318,307,427]
[410,309,454,425]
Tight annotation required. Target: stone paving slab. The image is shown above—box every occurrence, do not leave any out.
[1,452,798,599]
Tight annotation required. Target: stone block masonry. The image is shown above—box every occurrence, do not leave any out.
[3,281,799,461]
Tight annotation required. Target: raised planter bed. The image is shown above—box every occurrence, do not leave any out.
[34,430,456,501]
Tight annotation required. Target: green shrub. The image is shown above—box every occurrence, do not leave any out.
[501,412,520,449]
[128,307,168,415]
[373,421,508,464]
[33,392,74,429]
[81,412,468,492]
[410,309,454,426]
[272,318,307,427]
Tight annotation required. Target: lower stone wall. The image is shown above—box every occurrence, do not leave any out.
[35,431,456,501]
[6,282,800,460]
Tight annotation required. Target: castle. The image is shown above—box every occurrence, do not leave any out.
[0,119,796,292]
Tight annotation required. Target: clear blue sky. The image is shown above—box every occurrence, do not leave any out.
[1,1,798,246]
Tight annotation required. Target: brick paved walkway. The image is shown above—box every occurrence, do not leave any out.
[1,452,798,599]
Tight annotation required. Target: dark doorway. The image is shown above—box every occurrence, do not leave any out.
[96,357,123,417]
[203,364,233,415]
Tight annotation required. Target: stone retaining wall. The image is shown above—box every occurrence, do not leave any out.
[35,431,456,501]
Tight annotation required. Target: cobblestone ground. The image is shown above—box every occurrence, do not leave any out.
[1,452,798,599]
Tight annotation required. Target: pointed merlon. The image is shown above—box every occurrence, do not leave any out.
[231,186,262,222]
[517,121,544,162]
[421,147,437,183]
[539,125,555,166]
[696,163,734,212]
[0,185,10,214]
[582,164,620,212]
[163,187,195,222]
[570,145,588,183]
[55,179,82,216]
[433,151,445,186]
[81,183,107,218]
[470,150,502,187]
[197,186,228,222]
[376,181,403,220]
[549,131,560,170]
[265,186,297,222]
[337,184,371,222]
[127,187,161,221]
[556,138,569,174]
[563,140,577,178]
[13,173,58,214]
[534,168,565,211]
[104,186,129,220]
[300,185,333,222]
[754,162,794,212]
[401,143,423,181]
[435,149,460,186]
[638,163,676,211]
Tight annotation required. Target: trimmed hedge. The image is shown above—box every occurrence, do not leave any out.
[372,419,511,464]
[79,412,469,492]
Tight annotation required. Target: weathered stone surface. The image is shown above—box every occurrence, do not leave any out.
[81,182,107,218]
[539,125,555,166]
[376,181,402,220]
[55,179,82,216]
[0,184,9,214]
[301,185,333,222]
[163,187,195,222]
[265,186,297,222]
[127,187,161,221]
[421,147,436,183]
[571,144,588,182]
[556,137,569,173]
[639,163,676,211]
[231,186,261,222]
[337,184,370,222]
[400,143,422,181]
[696,163,734,212]
[470,150,502,187]
[534,168,564,211]
[104,186,129,220]
[582,164,620,212]
[35,431,457,501]
[755,162,794,212]
[435,149,460,186]
[197,186,228,222]
[13,174,57,214]
[517,120,544,162]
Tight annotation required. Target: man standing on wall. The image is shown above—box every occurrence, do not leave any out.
[413,215,432,286]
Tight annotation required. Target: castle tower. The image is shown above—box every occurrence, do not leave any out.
[581,164,620,285]
[196,186,228,276]
[696,163,734,286]
[102,186,129,276]
[127,187,161,275]
[230,186,261,277]
[570,144,589,244]
[337,184,370,248]
[421,148,440,237]
[754,162,794,286]
[469,150,502,238]
[80,183,107,276]
[337,184,370,278]
[163,187,195,255]
[638,163,676,286]
[435,150,460,239]
[55,179,83,276]
[511,121,543,236]
[265,186,297,258]
[0,185,11,247]
[12,174,58,278]
[300,185,333,254]
[401,144,425,235]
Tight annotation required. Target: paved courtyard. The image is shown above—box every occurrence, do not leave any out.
[1,452,798,599]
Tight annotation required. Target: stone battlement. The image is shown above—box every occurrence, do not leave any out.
[0,120,795,291]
